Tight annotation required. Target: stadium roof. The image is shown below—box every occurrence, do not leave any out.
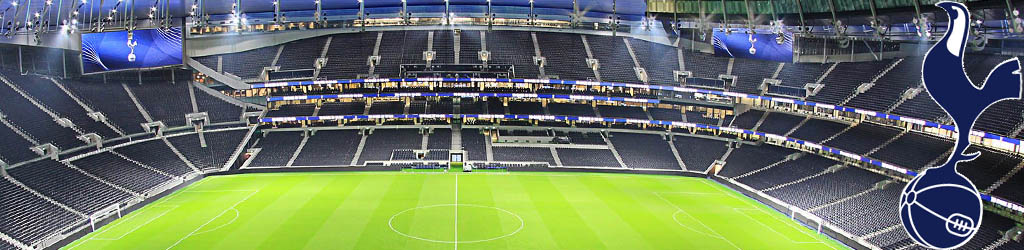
[0,0,648,23]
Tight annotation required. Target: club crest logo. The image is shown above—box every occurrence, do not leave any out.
[900,1,1023,249]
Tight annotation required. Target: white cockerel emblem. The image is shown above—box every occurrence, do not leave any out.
[127,31,138,62]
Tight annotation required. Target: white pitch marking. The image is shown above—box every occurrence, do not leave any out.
[223,171,687,181]
[454,174,459,250]
[734,207,837,249]
[387,204,525,244]
[732,208,835,248]
[183,189,260,193]
[164,190,259,250]
[655,191,733,196]
[697,179,841,249]
[93,206,178,241]
[193,208,241,235]
[654,192,742,250]
[669,210,728,239]
[64,205,179,249]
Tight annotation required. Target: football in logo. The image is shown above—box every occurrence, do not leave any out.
[900,1,1023,249]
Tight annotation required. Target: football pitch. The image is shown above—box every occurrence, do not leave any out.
[63,172,848,250]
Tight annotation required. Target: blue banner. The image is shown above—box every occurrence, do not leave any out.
[712,29,793,62]
[81,28,183,74]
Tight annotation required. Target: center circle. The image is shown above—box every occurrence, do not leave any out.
[388,204,525,244]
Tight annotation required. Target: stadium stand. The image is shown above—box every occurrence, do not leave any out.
[321,32,378,79]
[609,133,679,170]
[845,57,923,112]
[776,62,830,88]
[890,91,949,122]
[199,45,278,80]
[736,154,839,190]
[358,129,422,164]
[561,131,606,145]
[766,167,889,209]
[684,111,720,125]
[967,211,1022,249]
[113,140,196,176]
[369,101,405,115]
[869,133,953,170]
[492,147,556,165]
[729,110,764,129]
[672,136,729,172]
[433,30,456,65]
[718,145,798,178]
[957,146,1024,191]
[70,152,173,193]
[823,123,902,155]
[408,100,427,114]
[596,105,647,119]
[166,129,248,171]
[277,37,327,71]
[681,50,727,79]
[7,160,135,214]
[428,100,454,114]
[0,76,84,150]
[729,58,776,94]
[974,101,1024,137]
[460,30,483,64]
[556,148,620,168]
[57,79,150,135]
[585,35,638,83]
[249,131,304,167]
[547,102,596,117]
[812,185,901,236]
[319,102,365,116]
[127,82,195,127]
[291,130,362,166]
[267,103,316,117]
[756,112,805,135]
[193,87,245,124]
[5,73,118,139]
[0,177,83,245]
[0,124,38,164]
[486,31,539,78]
[1,238,18,250]
[374,31,407,77]
[427,129,452,149]
[507,101,545,115]
[536,33,594,80]
[626,38,679,85]
[992,170,1024,202]
[808,60,892,104]
[866,226,919,250]
[787,119,849,142]
[648,107,683,121]
[460,129,488,161]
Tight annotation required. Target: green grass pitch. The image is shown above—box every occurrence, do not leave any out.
[63,172,848,250]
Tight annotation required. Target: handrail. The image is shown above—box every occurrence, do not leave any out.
[266,92,659,104]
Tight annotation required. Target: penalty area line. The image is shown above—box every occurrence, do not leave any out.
[92,206,178,241]
[732,208,834,248]
[164,189,259,250]
[654,192,741,250]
